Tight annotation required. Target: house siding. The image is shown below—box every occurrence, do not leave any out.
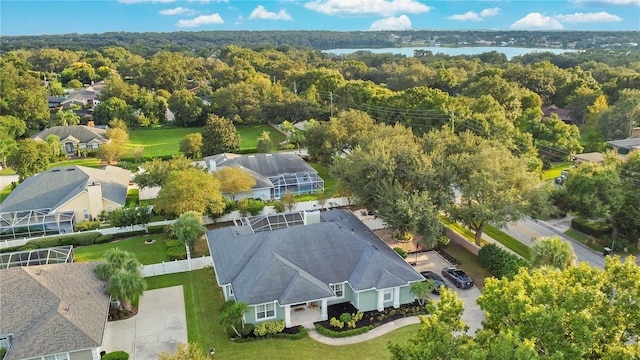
[356,289,379,312]
[245,302,285,324]
[398,285,416,305]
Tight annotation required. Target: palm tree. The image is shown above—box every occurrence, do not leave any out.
[411,280,435,306]
[530,236,577,270]
[106,270,146,311]
[95,248,145,310]
[219,301,248,338]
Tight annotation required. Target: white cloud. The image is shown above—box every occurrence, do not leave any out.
[448,11,482,21]
[555,11,623,23]
[448,7,500,21]
[177,13,224,27]
[480,7,500,18]
[369,15,412,30]
[510,13,564,30]
[160,7,196,15]
[249,5,293,21]
[305,0,430,17]
[573,0,640,5]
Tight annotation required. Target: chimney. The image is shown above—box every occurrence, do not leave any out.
[208,159,216,173]
[86,120,95,127]
[302,210,321,225]
[631,127,640,138]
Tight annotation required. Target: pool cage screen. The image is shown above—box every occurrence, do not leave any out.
[0,209,76,241]
[0,245,75,269]
[240,212,306,233]
[269,172,324,199]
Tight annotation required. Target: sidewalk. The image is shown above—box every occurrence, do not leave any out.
[305,316,422,345]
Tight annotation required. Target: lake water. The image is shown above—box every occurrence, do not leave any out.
[324,46,578,60]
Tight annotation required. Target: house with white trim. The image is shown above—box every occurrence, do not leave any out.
[206,209,424,328]
[31,125,109,155]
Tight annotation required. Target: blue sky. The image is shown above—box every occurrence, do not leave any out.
[1,0,639,36]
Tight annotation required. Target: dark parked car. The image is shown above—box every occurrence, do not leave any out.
[420,271,448,294]
[441,267,474,289]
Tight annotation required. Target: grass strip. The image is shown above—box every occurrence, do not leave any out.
[484,225,531,260]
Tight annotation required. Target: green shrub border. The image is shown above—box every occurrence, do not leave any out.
[314,323,374,338]
[231,326,308,342]
[101,351,129,360]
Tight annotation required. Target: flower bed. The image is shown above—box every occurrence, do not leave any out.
[314,301,428,336]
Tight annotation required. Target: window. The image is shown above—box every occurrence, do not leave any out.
[44,353,69,360]
[83,209,89,220]
[383,289,393,302]
[228,285,234,296]
[331,283,344,299]
[255,302,276,320]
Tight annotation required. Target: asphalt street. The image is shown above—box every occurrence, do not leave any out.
[503,216,605,268]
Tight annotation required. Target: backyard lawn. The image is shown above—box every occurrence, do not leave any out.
[542,161,574,181]
[145,269,420,360]
[309,162,337,197]
[237,124,286,151]
[50,158,103,169]
[74,233,170,265]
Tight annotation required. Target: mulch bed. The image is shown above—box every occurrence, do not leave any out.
[108,306,139,321]
[315,301,428,332]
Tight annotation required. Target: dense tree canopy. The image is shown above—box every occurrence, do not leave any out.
[155,168,224,216]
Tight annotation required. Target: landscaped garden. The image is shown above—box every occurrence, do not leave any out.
[145,269,420,360]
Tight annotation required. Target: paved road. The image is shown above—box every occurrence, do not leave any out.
[503,217,605,268]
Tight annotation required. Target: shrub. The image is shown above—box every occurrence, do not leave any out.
[102,351,129,360]
[254,320,285,336]
[95,234,114,244]
[339,312,352,323]
[392,230,412,242]
[164,224,176,239]
[74,221,101,232]
[167,247,187,260]
[478,243,529,279]
[393,247,408,259]
[238,198,266,216]
[436,235,450,248]
[315,324,373,338]
[166,239,183,248]
[571,217,612,238]
[272,201,285,213]
[329,317,344,328]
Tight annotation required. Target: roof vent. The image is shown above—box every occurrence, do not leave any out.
[36,269,42,275]
[52,169,60,172]
[64,303,71,311]
[66,168,75,171]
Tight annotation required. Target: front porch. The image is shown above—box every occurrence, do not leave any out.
[286,300,326,328]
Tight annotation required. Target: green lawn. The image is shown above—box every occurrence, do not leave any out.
[145,269,420,360]
[484,225,532,260]
[49,158,103,169]
[127,127,199,159]
[0,168,16,175]
[309,162,338,197]
[441,243,491,290]
[0,187,11,203]
[125,125,286,159]
[74,233,170,265]
[237,124,286,151]
[565,228,606,253]
[542,162,573,181]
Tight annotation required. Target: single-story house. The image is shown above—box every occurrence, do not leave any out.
[542,104,573,124]
[1,166,130,238]
[0,262,110,360]
[48,96,65,109]
[573,152,605,165]
[607,128,640,157]
[203,153,324,200]
[31,125,108,155]
[206,209,424,327]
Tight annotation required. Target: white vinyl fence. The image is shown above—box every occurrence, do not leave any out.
[140,255,212,277]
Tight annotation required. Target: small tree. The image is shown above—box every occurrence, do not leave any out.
[282,190,297,212]
[316,191,328,211]
[201,114,239,156]
[219,301,248,338]
[94,248,145,311]
[158,342,209,360]
[411,280,435,306]
[530,237,576,270]
[173,211,205,250]
[179,132,203,158]
[132,147,144,163]
[256,130,273,153]
[213,167,256,201]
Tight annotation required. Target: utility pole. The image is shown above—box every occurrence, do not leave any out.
[330,92,334,118]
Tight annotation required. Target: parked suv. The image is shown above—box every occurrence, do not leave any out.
[441,267,474,289]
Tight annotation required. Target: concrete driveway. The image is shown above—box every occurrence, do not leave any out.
[102,286,188,360]
[414,251,485,334]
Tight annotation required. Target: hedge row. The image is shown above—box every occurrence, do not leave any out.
[0,225,165,253]
[478,243,529,279]
[314,324,374,338]
[231,326,308,343]
[571,217,612,238]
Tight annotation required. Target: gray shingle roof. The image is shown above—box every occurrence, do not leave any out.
[207,209,423,306]
[607,136,640,150]
[1,165,130,213]
[31,126,108,145]
[205,153,316,176]
[0,262,110,360]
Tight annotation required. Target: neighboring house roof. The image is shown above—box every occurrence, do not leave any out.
[31,125,108,145]
[207,209,423,306]
[1,165,130,213]
[0,262,109,360]
[606,136,640,151]
[573,152,605,164]
[205,152,317,177]
[542,104,572,122]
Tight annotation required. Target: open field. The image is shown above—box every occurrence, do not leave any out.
[145,269,419,360]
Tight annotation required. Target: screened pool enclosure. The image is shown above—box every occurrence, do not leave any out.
[269,172,324,199]
[0,209,76,241]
